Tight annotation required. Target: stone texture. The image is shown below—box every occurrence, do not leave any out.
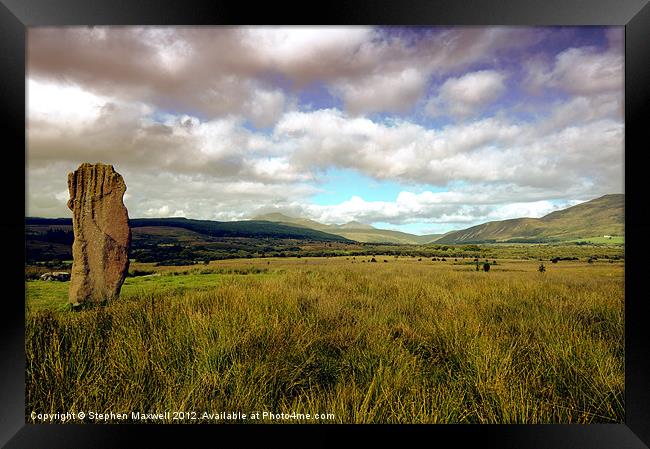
[67,163,131,306]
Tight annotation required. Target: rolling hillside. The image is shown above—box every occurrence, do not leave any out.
[26,193,624,259]
[26,217,352,242]
[435,194,624,244]
[253,213,441,244]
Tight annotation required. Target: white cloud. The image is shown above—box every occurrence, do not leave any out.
[54,190,69,203]
[272,107,621,192]
[426,70,507,118]
[256,189,588,234]
[488,201,564,220]
[28,79,108,129]
[333,68,428,115]
[242,26,375,74]
[552,47,623,96]
[144,205,171,217]
[524,45,623,96]
[28,27,536,118]
[27,93,623,223]
[26,27,623,233]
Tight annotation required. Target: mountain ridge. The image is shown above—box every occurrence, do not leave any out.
[251,212,440,244]
[435,194,624,244]
[27,193,624,246]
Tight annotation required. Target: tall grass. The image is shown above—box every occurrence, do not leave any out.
[26,259,624,423]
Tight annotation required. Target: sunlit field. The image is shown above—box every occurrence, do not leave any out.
[25,251,624,424]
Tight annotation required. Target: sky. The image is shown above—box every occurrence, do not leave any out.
[26,26,624,235]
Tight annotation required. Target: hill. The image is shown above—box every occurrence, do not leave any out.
[25,216,356,263]
[26,217,352,243]
[435,194,624,244]
[252,213,333,232]
[252,213,441,244]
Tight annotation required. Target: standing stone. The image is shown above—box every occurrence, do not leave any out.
[67,163,131,306]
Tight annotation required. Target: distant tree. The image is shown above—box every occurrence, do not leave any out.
[551,257,559,264]
[483,263,490,272]
[371,257,377,263]
[538,263,546,273]
[418,258,422,261]
[476,263,480,271]
[383,259,388,263]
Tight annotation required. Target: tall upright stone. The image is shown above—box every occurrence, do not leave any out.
[67,163,131,306]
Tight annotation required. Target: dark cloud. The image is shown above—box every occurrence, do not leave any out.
[28,26,538,119]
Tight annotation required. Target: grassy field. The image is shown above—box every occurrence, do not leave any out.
[25,254,624,423]
[566,236,625,245]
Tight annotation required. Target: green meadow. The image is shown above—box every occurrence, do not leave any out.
[25,252,624,424]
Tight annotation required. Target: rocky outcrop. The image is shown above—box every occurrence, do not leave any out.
[67,163,131,306]
[40,272,70,281]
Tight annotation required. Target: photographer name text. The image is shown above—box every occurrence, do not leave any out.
[29,411,335,422]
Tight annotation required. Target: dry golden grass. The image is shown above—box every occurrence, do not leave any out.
[26,256,624,423]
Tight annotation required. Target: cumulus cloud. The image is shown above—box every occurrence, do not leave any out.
[26,26,623,233]
[28,99,623,222]
[272,107,622,193]
[426,70,507,118]
[550,47,623,96]
[251,188,587,234]
[28,26,536,119]
[523,34,623,97]
[333,68,428,115]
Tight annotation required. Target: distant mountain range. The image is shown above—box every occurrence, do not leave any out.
[252,212,441,244]
[253,194,623,244]
[434,194,623,244]
[26,194,624,248]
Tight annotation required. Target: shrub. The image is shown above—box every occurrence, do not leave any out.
[127,269,155,277]
[483,263,490,272]
[538,263,546,273]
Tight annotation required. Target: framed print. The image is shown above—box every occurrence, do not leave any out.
[2,0,650,447]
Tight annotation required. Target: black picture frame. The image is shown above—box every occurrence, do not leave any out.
[3,0,649,447]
